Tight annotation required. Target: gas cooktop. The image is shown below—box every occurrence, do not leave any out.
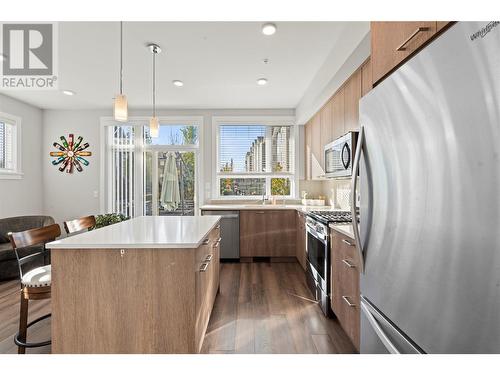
[307,210,352,224]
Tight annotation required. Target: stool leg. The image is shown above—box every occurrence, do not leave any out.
[18,293,29,354]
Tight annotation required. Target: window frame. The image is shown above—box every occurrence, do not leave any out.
[99,116,203,217]
[0,112,22,180]
[212,116,298,200]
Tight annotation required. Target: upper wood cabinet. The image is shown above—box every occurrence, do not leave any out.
[344,69,361,133]
[371,22,437,84]
[371,22,453,85]
[310,113,323,179]
[332,87,345,140]
[361,58,372,97]
[320,99,333,167]
[436,21,451,32]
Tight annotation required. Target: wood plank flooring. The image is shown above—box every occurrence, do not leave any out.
[200,262,356,354]
[0,262,355,354]
[0,279,51,354]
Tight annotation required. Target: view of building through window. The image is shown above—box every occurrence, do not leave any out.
[218,124,293,197]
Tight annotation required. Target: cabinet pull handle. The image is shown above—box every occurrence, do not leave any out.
[342,259,356,268]
[213,238,222,248]
[342,295,356,307]
[342,239,354,246]
[199,263,209,272]
[202,238,210,245]
[255,211,265,214]
[396,27,430,51]
[216,224,221,229]
[205,254,213,262]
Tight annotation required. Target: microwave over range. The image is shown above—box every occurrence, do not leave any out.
[324,131,358,179]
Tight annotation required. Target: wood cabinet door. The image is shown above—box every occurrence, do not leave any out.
[265,210,296,257]
[436,21,451,32]
[361,58,372,97]
[371,22,437,85]
[296,211,306,270]
[304,121,312,180]
[332,88,345,140]
[310,114,323,179]
[344,69,361,133]
[239,210,267,257]
[330,231,360,351]
[320,99,333,168]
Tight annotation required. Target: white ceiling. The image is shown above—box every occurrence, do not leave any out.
[0,21,369,110]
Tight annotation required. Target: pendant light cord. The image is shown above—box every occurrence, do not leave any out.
[120,21,123,95]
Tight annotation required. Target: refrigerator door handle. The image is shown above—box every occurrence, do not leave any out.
[361,299,400,354]
[351,126,365,273]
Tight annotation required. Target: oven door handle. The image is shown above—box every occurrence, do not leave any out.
[306,225,327,243]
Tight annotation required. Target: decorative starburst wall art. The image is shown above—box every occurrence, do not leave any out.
[50,134,92,173]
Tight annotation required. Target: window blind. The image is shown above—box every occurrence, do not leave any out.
[110,126,135,217]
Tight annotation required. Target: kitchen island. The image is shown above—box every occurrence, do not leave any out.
[46,216,221,354]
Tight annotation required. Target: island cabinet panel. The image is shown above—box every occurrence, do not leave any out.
[330,230,360,351]
[240,210,296,257]
[51,228,221,354]
[296,211,307,270]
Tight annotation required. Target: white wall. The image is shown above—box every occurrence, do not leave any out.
[0,94,44,218]
[295,30,371,125]
[43,110,105,224]
[42,108,294,223]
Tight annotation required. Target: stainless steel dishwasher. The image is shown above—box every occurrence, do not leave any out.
[201,210,239,260]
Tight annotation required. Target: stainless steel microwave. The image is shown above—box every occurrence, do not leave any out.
[324,131,358,178]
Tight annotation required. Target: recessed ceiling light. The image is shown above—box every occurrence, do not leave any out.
[262,23,277,36]
[62,90,76,96]
[172,80,184,87]
[257,78,268,86]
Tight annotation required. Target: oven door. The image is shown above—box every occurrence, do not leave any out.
[306,224,328,289]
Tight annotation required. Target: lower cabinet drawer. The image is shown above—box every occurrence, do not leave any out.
[330,230,360,351]
[194,230,221,352]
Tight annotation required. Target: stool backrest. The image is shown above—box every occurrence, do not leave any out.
[63,215,96,234]
[8,224,61,278]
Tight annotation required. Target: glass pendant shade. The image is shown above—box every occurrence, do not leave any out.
[150,116,159,138]
[114,94,128,122]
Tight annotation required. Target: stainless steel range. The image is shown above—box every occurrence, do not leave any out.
[305,210,352,317]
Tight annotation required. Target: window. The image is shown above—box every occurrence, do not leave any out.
[102,117,202,217]
[0,112,21,179]
[214,117,296,198]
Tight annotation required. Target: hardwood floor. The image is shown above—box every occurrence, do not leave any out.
[0,279,51,354]
[0,262,355,354]
[200,262,356,354]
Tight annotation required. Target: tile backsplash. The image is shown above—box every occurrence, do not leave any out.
[299,178,357,210]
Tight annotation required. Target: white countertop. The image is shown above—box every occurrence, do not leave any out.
[329,223,355,240]
[200,204,336,214]
[46,216,221,249]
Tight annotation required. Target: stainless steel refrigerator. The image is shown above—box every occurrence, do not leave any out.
[353,21,500,354]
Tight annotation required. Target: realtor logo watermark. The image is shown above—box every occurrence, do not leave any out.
[1,23,58,89]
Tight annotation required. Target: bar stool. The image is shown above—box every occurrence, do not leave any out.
[63,215,96,234]
[8,223,61,354]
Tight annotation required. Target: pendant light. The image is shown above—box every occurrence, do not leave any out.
[149,43,161,138]
[114,21,128,122]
